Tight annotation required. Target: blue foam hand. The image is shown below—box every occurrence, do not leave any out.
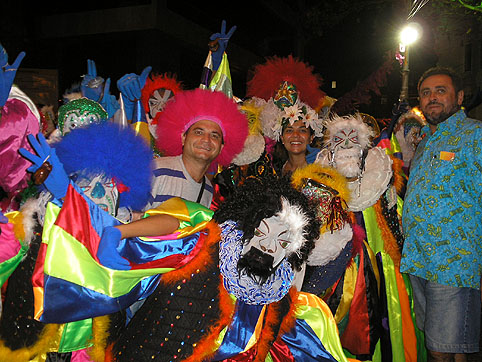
[0,44,26,107]
[19,133,70,199]
[210,20,236,71]
[102,226,122,244]
[81,59,104,102]
[117,66,151,121]
[306,144,321,164]
[0,211,8,224]
[99,78,120,119]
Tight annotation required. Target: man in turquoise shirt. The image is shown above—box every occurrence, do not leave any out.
[401,66,482,362]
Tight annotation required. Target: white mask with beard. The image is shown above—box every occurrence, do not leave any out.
[329,129,364,178]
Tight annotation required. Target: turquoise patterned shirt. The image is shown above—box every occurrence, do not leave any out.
[401,110,482,290]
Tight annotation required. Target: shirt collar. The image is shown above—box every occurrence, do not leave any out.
[420,109,465,137]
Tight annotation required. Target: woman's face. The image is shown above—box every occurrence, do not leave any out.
[281,120,313,156]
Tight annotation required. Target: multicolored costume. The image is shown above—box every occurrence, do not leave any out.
[22,174,358,362]
[0,119,153,362]
[309,113,423,362]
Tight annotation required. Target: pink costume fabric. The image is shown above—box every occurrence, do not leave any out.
[0,98,40,199]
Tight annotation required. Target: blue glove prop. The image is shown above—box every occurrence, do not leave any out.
[19,133,70,199]
[0,44,26,107]
[306,144,321,164]
[98,78,120,119]
[117,66,152,121]
[0,211,8,224]
[97,226,131,269]
[209,20,236,71]
[81,59,104,102]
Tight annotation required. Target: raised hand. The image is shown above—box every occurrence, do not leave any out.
[19,133,70,199]
[0,44,26,107]
[98,77,120,119]
[81,59,105,102]
[209,20,236,70]
[117,66,152,120]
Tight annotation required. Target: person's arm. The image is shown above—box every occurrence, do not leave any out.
[114,213,179,239]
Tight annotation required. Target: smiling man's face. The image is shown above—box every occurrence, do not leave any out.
[181,119,224,165]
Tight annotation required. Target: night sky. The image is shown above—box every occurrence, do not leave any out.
[1,0,439,118]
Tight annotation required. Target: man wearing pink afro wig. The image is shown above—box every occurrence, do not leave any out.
[141,88,248,212]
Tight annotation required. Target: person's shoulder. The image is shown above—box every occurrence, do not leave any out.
[153,155,181,168]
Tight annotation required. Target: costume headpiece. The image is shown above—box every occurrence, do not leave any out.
[141,73,183,121]
[323,113,374,150]
[246,55,326,141]
[155,88,248,171]
[53,122,153,210]
[276,197,310,256]
[57,97,108,136]
[291,164,350,233]
[395,107,426,135]
[214,175,320,268]
[231,98,266,166]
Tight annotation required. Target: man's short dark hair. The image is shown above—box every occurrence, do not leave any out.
[417,66,463,94]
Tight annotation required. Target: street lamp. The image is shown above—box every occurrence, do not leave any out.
[399,23,421,102]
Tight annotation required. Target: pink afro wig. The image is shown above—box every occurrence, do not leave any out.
[155,88,248,172]
[246,55,326,110]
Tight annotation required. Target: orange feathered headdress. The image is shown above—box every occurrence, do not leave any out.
[141,73,183,114]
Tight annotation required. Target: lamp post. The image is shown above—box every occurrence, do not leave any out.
[399,23,420,102]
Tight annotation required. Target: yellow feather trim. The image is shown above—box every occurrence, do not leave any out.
[291,163,351,204]
[87,316,110,362]
[0,324,61,362]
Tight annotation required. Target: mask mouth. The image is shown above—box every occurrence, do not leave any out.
[237,246,275,284]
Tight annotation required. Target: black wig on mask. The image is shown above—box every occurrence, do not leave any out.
[214,175,320,271]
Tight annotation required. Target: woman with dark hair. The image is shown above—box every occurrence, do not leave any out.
[245,55,327,177]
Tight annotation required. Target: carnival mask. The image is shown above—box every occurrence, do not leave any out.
[239,215,291,282]
[74,173,119,216]
[300,179,346,231]
[57,98,108,136]
[148,88,173,119]
[329,128,364,178]
[274,81,298,109]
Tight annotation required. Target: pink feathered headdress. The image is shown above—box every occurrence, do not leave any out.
[155,88,248,172]
[246,55,326,110]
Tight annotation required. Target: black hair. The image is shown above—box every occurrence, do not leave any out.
[214,174,320,271]
[417,66,463,94]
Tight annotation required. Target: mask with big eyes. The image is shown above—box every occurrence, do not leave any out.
[148,88,173,120]
[238,215,291,283]
[57,98,108,136]
[74,174,119,216]
[62,111,104,136]
[332,128,360,150]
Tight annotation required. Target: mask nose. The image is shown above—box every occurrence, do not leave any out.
[259,237,276,254]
